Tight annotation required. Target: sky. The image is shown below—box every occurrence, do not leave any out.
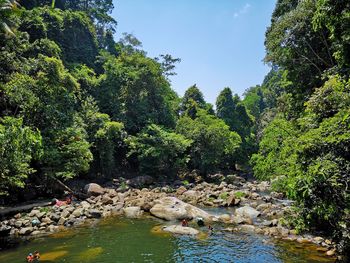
[112,0,276,104]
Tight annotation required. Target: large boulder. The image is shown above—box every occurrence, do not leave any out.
[150,197,212,221]
[235,206,261,220]
[163,225,199,235]
[84,183,104,196]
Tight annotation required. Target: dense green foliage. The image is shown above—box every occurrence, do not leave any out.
[177,109,241,173]
[0,117,42,195]
[0,0,251,198]
[250,0,350,258]
[128,124,192,176]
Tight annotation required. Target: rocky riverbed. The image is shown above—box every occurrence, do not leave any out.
[0,175,338,259]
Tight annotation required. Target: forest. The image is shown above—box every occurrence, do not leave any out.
[0,0,349,260]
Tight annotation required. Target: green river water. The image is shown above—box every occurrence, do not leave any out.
[0,215,336,263]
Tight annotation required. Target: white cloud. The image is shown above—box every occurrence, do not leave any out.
[233,3,251,18]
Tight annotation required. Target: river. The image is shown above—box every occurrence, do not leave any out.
[0,215,335,263]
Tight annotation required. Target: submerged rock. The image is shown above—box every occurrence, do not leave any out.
[162,225,199,235]
[150,197,211,221]
[123,206,143,218]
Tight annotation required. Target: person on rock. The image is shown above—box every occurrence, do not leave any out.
[181,219,188,227]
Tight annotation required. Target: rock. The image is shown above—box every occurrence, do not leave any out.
[19,227,33,235]
[15,221,23,228]
[207,173,224,183]
[84,183,105,196]
[235,206,261,220]
[297,237,310,244]
[219,214,231,223]
[176,186,187,195]
[61,209,70,218]
[239,225,255,232]
[232,215,245,225]
[127,175,154,188]
[80,201,91,209]
[31,218,40,226]
[58,217,66,225]
[72,208,84,217]
[326,249,336,256]
[227,175,246,185]
[89,209,102,218]
[150,197,212,221]
[313,236,324,244]
[250,193,260,200]
[226,194,239,206]
[163,225,199,235]
[256,203,271,211]
[50,213,60,222]
[101,195,113,205]
[123,207,143,218]
[29,209,40,217]
[14,213,21,219]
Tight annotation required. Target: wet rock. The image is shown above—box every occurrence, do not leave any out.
[235,206,261,220]
[84,183,104,196]
[163,225,199,235]
[123,206,143,218]
[150,197,212,221]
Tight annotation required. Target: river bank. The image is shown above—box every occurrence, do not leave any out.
[0,175,338,260]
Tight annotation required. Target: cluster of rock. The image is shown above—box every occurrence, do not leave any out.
[0,176,337,257]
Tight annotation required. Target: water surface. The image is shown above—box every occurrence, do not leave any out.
[0,217,335,263]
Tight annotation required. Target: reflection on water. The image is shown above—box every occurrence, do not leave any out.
[0,217,335,263]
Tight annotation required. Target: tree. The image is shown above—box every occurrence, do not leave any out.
[176,109,241,174]
[0,117,42,195]
[0,0,19,36]
[265,0,334,109]
[216,87,236,128]
[3,56,93,180]
[96,52,177,134]
[127,124,192,176]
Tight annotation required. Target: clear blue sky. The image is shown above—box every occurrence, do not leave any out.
[112,0,276,104]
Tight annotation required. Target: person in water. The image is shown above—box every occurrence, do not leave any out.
[181,219,188,227]
[33,251,40,261]
[26,253,33,262]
